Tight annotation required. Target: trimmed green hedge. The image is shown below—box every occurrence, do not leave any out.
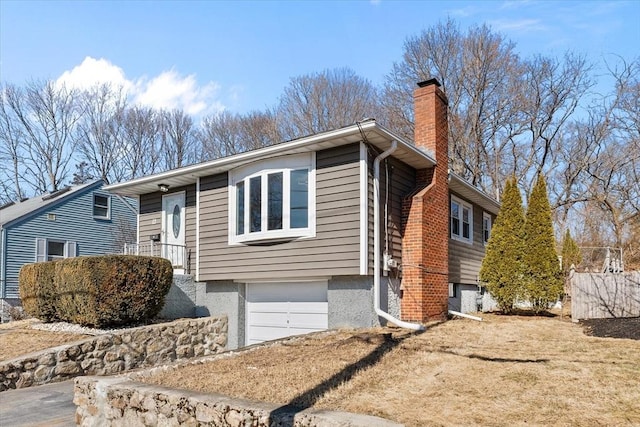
[19,261,59,322]
[19,255,173,328]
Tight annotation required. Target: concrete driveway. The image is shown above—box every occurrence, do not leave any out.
[0,380,76,426]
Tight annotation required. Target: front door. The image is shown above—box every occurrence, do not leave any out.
[162,192,186,272]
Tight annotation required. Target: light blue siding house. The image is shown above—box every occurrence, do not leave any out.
[0,180,137,319]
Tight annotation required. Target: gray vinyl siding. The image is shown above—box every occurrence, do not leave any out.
[448,192,494,284]
[366,151,416,275]
[2,186,137,298]
[198,145,361,281]
[138,184,197,273]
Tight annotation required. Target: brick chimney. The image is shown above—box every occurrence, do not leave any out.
[401,79,450,322]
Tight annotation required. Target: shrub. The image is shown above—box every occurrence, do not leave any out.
[523,175,563,313]
[19,261,59,322]
[480,177,526,313]
[55,255,173,328]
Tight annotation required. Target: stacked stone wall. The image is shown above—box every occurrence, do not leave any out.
[0,316,227,392]
[74,376,402,427]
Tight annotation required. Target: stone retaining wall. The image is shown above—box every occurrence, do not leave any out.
[0,316,227,392]
[74,376,403,426]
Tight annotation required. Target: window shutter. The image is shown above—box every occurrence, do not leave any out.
[65,241,77,258]
[35,238,46,262]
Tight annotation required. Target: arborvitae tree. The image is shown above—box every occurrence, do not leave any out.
[561,229,582,298]
[561,229,582,275]
[480,177,526,313]
[523,175,563,313]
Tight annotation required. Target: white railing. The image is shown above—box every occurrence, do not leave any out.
[123,242,188,271]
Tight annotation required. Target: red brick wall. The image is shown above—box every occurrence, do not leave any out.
[401,80,450,322]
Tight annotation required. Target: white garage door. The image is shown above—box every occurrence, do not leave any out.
[246,281,328,346]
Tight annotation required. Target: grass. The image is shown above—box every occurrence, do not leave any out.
[0,319,90,361]
[140,314,640,427]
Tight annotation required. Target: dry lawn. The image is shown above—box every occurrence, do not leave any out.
[0,319,90,361]
[142,315,640,427]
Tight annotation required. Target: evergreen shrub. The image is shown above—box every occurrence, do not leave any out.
[55,255,173,327]
[19,255,172,328]
[19,261,59,322]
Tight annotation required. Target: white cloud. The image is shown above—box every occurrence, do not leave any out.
[56,56,225,116]
[133,70,223,116]
[56,57,132,92]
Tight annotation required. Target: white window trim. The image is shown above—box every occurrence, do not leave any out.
[482,212,492,246]
[93,194,111,219]
[35,238,77,262]
[451,195,473,244]
[228,153,316,245]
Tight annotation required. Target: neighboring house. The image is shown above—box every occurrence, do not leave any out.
[105,80,499,349]
[0,180,138,319]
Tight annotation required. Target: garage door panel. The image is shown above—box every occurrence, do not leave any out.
[248,325,290,344]
[246,282,328,346]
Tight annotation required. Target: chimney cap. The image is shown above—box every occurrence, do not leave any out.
[417,78,441,88]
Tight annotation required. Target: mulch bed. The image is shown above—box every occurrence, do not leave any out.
[580,317,640,340]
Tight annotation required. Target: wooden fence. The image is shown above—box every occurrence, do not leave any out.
[571,271,640,321]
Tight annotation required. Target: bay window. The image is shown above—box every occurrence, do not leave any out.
[229,154,315,244]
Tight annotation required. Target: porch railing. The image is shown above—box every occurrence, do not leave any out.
[123,242,188,272]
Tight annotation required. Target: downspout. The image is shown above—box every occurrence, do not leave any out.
[373,141,425,331]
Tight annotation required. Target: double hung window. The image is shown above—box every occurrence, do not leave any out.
[93,194,110,219]
[35,238,77,262]
[451,196,473,243]
[229,154,315,244]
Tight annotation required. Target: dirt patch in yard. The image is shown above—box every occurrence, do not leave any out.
[142,314,640,427]
[0,319,91,361]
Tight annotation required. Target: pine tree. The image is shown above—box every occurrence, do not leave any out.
[561,229,582,297]
[480,177,526,313]
[523,175,563,313]
[561,229,582,275]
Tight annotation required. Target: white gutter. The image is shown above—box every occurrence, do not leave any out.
[373,141,425,331]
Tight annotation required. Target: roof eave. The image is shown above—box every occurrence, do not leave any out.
[105,121,436,196]
[448,173,501,215]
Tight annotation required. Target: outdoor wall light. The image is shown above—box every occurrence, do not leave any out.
[158,183,170,193]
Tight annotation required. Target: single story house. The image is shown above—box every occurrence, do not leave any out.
[0,180,138,320]
[106,80,500,349]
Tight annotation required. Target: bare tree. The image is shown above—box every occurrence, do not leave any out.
[197,109,280,160]
[514,53,593,192]
[383,20,524,199]
[0,85,26,201]
[551,57,639,258]
[2,80,80,194]
[159,109,196,170]
[75,83,127,184]
[277,67,381,140]
[120,105,162,180]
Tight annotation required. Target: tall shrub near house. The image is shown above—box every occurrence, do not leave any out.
[523,175,563,313]
[480,177,526,313]
[561,229,582,275]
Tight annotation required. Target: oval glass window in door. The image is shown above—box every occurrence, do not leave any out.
[172,205,181,238]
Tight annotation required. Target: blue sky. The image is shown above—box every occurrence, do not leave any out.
[1,0,638,116]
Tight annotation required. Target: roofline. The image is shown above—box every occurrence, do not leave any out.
[105,121,436,195]
[449,173,501,214]
[1,180,105,229]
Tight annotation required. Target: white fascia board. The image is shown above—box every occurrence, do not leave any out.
[449,173,501,215]
[104,121,436,196]
[105,123,378,194]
